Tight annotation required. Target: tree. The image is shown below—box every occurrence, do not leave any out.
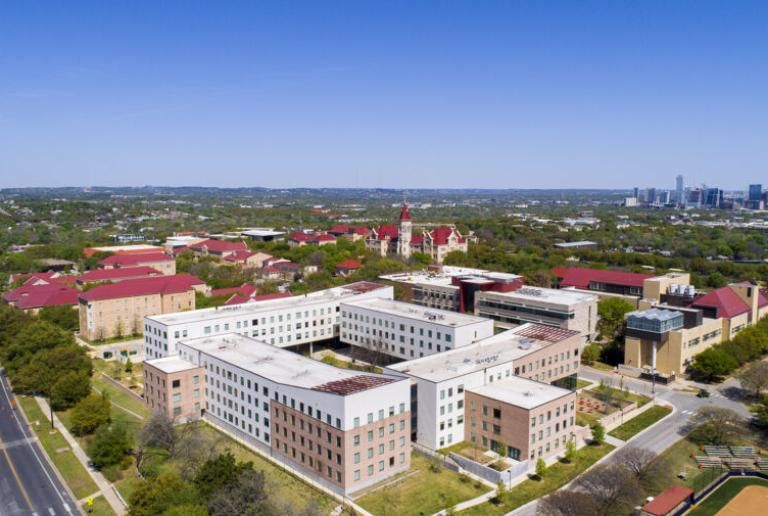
[125,357,134,374]
[581,343,601,365]
[612,445,669,494]
[87,424,132,469]
[207,468,270,516]
[136,410,177,474]
[738,361,768,398]
[538,490,599,516]
[595,379,615,409]
[128,470,203,516]
[535,457,547,479]
[597,298,634,341]
[572,464,643,516]
[194,451,253,501]
[687,406,745,445]
[689,347,739,382]
[38,305,79,332]
[563,439,576,463]
[70,393,111,436]
[51,370,91,410]
[591,422,605,445]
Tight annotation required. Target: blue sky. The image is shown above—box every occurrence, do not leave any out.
[1,1,766,189]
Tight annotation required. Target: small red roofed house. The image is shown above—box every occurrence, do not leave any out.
[641,486,694,516]
[78,274,206,340]
[99,252,176,275]
[335,259,362,277]
[188,239,248,259]
[288,231,337,247]
[223,250,273,268]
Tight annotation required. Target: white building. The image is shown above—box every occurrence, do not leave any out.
[340,298,495,360]
[475,286,598,341]
[144,282,393,359]
[169,334,411,495]
[384,324,582,451]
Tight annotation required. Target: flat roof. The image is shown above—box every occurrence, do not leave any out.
[241,228,286,237]
[379,267,522,288]
[481,286,596,305]
[341,298,490,327]
[148,282,390,326]
[467,376,572,409]
[387,324,573,382]
[627,307,682,321]
[146,355,201,374]
[180,333,399,394]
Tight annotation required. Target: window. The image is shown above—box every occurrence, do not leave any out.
[172,379,181,388]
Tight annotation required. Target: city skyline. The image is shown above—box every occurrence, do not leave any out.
[2,1,767,189]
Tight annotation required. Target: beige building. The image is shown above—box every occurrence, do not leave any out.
[78,274,204,341]
[465,377,576,462]
[625,282,768,378]
[143,356,205,423]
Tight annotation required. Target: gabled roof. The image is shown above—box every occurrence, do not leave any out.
[99,252,172,267]
[690,287,750,318]
[328,225,369,235]
[188,239,248,253]
[427,226,464,245]
[372,224,399,240]
[289,232,336,244]
[552,266,653,289]
[10,271,58,283]
[77,266,162,283]
[79,274,204,302]
[223,250,261,263]
[210,284,258,298]
[3,283,80,309]
[641,485,693,516]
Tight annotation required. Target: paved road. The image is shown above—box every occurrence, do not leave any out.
[510,369,752,516]
[0,370,75,516]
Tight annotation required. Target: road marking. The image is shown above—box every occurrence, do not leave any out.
[48,507,56,515]
[0,376,72,513]
[0,436,37,450]
[0,432,35,512]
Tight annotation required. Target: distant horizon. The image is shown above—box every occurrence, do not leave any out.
[2,2,766,189]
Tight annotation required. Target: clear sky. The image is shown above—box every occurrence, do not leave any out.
[1,1,766,189]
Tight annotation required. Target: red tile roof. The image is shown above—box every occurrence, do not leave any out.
[99,253,172,267]
[372,224,399,240]
[289,232,336,244]
[79,274,204,302]
[428,226,464,245]
[399,203,411,221]
[336,259,362,270]
[328,225,369,236]
[3,283,80,310]
[224,292,292,306]
[690,287,750,318]
[10,271,58,283]
[313,375,395,395]
[210,284,258,298]
[641,486,693,516]
[552,267,653,289]
[77,266,162,283]
[223,250,258,263]
[188,239,248,253]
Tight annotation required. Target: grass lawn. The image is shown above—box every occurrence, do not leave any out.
[608,405,672,441]
[16,396,99,499]
[82,494,116,516]
[194,423,338,513]
[459,443,615,516]
[440,441,495,464]
[356,453,491,515]
[91,373,149,420]
[575,378,592,390]
[589,361,615,372]
[575,411,601,427]
[688,477,768,516]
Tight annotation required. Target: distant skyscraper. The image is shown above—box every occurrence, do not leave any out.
[676,174,684,204]
[748,184,762,201]
[633,187,639,199]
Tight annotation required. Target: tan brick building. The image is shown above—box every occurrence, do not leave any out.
[143,356,205,423]
[78,274,205,340]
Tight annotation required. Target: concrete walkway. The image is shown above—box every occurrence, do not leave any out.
[35,396,127,515]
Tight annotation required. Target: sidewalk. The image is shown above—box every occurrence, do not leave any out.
[35,396,127,515]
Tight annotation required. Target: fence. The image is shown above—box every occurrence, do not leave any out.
[448,452,529,485]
